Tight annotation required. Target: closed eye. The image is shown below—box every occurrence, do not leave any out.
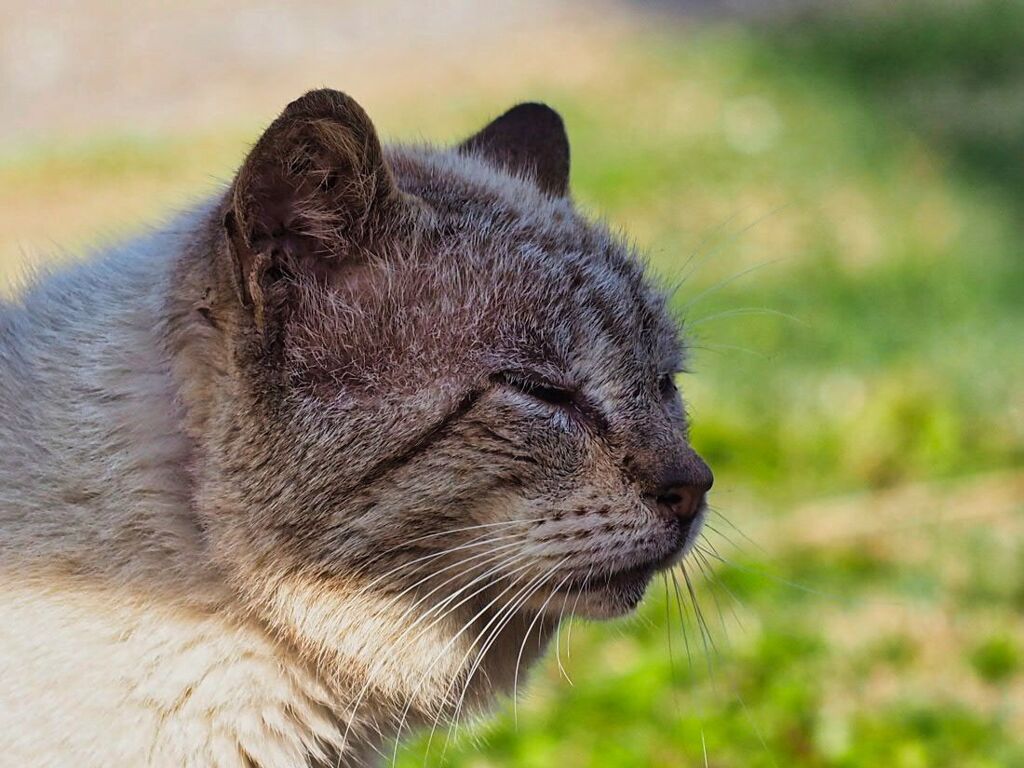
[491,371,609,433]
[492,372,577,410]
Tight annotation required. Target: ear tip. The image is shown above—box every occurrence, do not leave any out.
[280,88,368,124]
[500,102,567,135]
[459,101,571,197]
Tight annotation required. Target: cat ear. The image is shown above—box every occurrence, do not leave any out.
[224,89,401,311]
[458,103,570,197]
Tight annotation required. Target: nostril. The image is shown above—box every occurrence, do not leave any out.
[655,485,703,522]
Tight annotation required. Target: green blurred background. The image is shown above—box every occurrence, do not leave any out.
[2,1,1022,765]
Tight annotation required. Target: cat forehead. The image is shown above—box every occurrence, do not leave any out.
[283,144,683,398]
[391,144,684,375]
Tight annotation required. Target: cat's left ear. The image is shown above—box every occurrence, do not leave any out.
[458,103,570,197]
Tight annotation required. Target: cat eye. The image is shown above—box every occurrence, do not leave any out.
[493,371,577,411]
[492,371,610,433]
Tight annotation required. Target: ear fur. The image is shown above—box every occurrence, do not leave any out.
[458,103,570,197]
[224,89,400,313]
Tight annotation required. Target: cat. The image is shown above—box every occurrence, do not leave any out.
[0,89,713,767]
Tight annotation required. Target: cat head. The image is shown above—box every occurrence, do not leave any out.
[187,89,711,707]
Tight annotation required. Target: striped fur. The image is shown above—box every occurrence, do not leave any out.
[0,91,710,767]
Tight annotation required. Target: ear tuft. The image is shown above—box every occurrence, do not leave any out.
[458,103,570,197]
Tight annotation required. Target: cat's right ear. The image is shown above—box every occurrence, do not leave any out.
[223,89,402,321]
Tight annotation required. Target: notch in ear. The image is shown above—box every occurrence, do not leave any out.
[224,89,401,313]
[458,103,570,197]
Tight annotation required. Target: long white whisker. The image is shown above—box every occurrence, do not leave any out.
[512,570,573,725]
[671,208,745,287]
[670,570,694,674]
[385,518,548,552]
[439,559,570,759]
[345,530,529,605]
[553,586,573,686]
[692,545,746,631]
[339,544,528,754]
[698,546,838,599]
[564,565,592,662]
[691,550,733,644]
[662,572,682,712]
[390,565,541,765]
[680,257,789,314]
[688,306,802,329]
[708,507,768,555]
[681,565,717,681]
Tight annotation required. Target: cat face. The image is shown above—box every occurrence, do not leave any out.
[207,91,711,666]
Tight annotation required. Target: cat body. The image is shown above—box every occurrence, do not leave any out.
[0,92,712,767]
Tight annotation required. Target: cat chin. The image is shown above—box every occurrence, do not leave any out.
[569,585,650,620]
[537,565,657,620]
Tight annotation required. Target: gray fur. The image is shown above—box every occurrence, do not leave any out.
[0,90,711,767]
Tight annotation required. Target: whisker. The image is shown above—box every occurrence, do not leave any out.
[417,563,559,764]
[345,529,532,603]
[390,517,548,551]
[701,520,751,557]
[554,585,573,686]
[669,570,694,676]
[337,537,528,677]
[685,340,773,360]
[690,549,733,643]
[667,205,788,303]
[665,207,745,294]
[564,565,593,661]
[688,306,803,329]
[738,692,780,768]
[512,569,574,724]
[390,561,549,765]
[441,562,569,760]
[662,573,682,712]
[708,507,769,556]
[680,565,717,681]
[692,545,746,631]
[698,546,840,599]
[340,547,530,755]
[679,257,789,315]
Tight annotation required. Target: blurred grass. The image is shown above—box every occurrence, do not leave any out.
[2,2,1023,765]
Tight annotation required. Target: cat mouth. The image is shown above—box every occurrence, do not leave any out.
[561,565,655,602]
[558,562,657,595]
[548,524,699,618]
[548,563,656,618]
[560,518,697,594]
[550,558,671,618]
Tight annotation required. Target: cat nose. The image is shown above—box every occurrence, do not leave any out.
[653,453,713,523]
[654,484,706,522]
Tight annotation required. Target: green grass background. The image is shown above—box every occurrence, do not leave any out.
[2,2,1022,765]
